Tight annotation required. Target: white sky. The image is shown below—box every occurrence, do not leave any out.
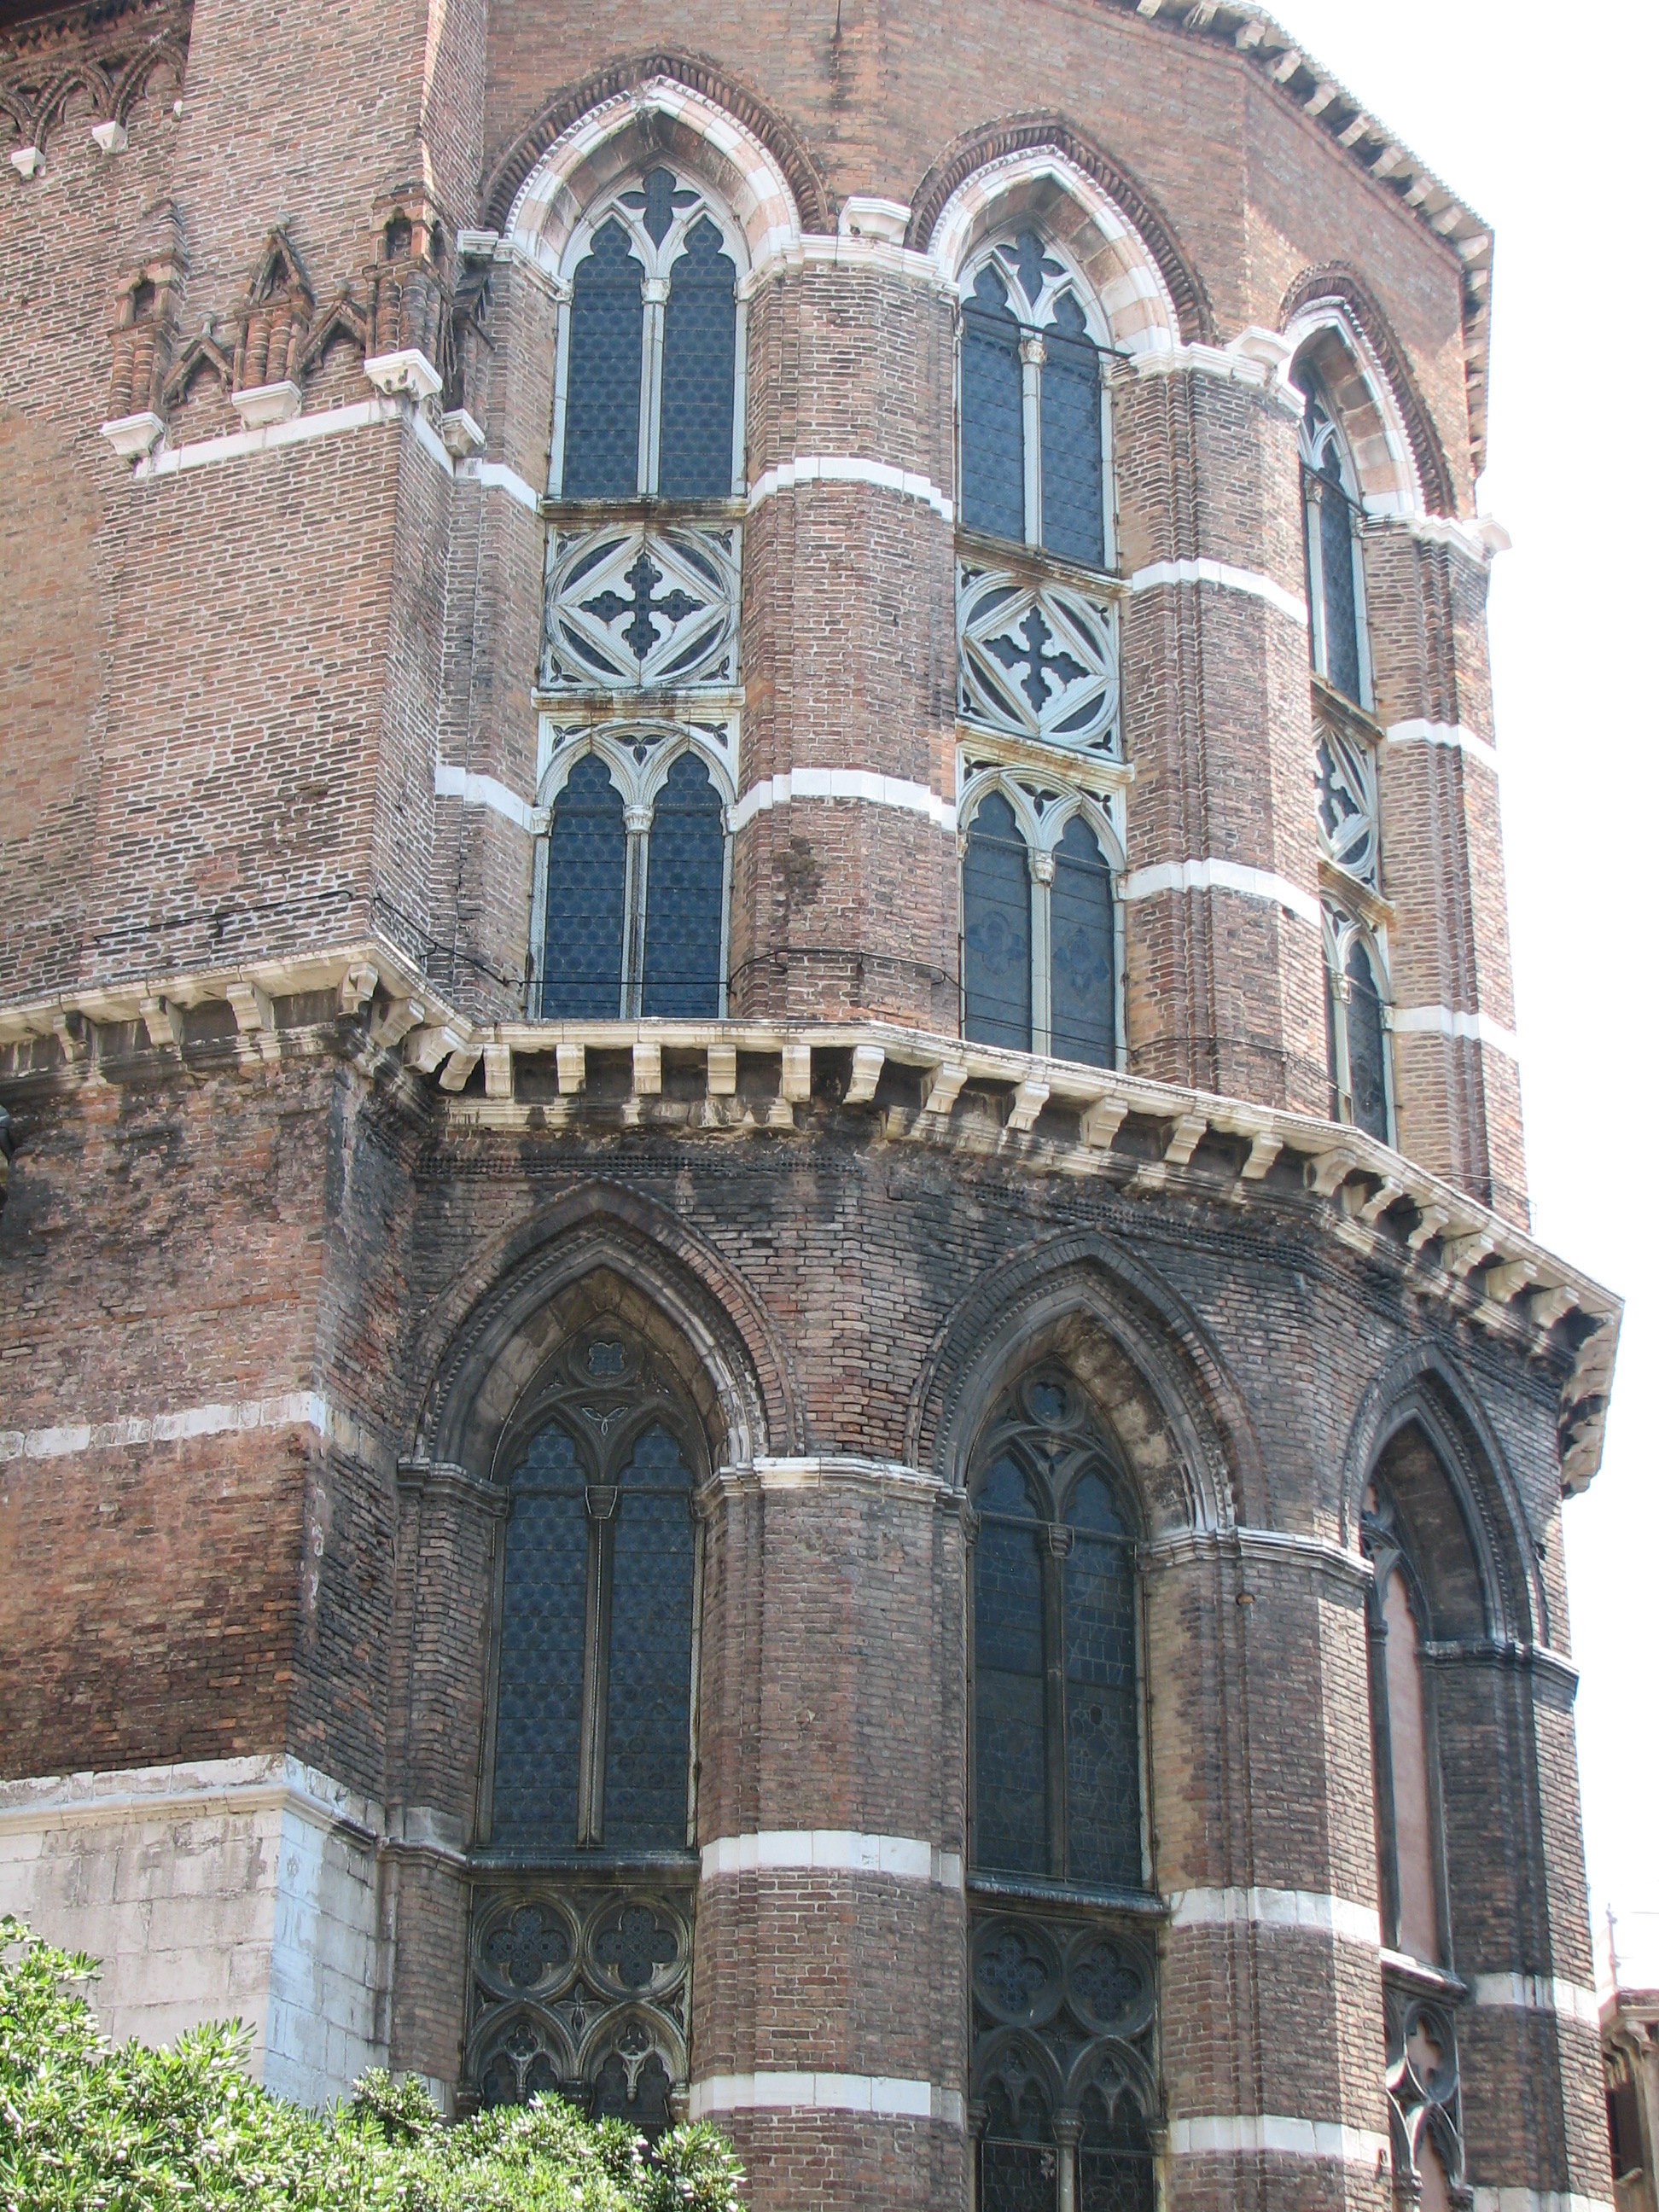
[1263,0,1657,1985]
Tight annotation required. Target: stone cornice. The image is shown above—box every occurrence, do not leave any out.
[0,932,1619,1496]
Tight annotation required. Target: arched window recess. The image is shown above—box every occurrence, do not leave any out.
[550,166,747,506]
[468,1322,707,2130]
[1295,367,1374,713]
[960,772,1124,1071]
[1323,899,1394,1146]
[532,731,733,1021]
[958,229,1122,574]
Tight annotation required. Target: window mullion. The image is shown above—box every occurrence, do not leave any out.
[1021,335,1045,548]
[640,281,668,496]
[1303,471,1329,678]
[577,1482,620,1846]
[1030,847,1054,1056]
[623,805,652,1017]
[1041,1520,1071,1881]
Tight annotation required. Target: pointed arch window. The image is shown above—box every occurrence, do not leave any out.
[963,783,1119,1068]
[960,232,1114,571]
[969,1371,1143,1889]
[556,168,742,503]
[1295,370,1371,708]
[537,744,730,1020]
[1323,902,1393,1144]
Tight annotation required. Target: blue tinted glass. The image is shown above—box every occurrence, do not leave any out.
[1049,813,1114,1068]
[962,270,1025,543]
[1345,938,1389,1141]
[641,754,725,1017]
[563,221,644,499]
[963,792,1032,1051]
[1041,295,1104,568]
[1064,1522,1140,1888]
[1319,454,1363,701]
[603,1423,695,1848]
[658,218,737,499]
[979,1453,1038,1521]
[541,754,626,1017]
[492,1424,586,1848]
[975,1515,1048,1874]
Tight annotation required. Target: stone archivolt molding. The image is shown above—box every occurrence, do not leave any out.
[0,934,1619,1496]
[1282,265,1456,517]
[0,0,187,175]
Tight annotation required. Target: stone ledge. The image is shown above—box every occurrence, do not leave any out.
[0,932,1620,1496]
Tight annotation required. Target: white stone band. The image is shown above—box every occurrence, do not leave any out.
[1169,2114,1391,2168]
[1470,2193,1614,2212]
[1,1389,332,1464]
[746,454,955,522]
[1392,1004,1519,1060]
[689,2071,962,2125]
[1383,718,1499,777]
[459,457,540,511]
[1128,556,1308,627]
[1168,1886,1381,1947]
[728,769,955,834]
[1469,1974,1600,2029]
[434,760,544,833]
[701,1831,963,1889]
[1121,857,1321,929]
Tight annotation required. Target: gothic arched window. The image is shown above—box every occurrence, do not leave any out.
[537,744,730,1019]
[556,168,741,503]
[1295,369,1371,707]
[1323,902,1393,1144]
[960,231,1112,571]
[963,785,1119,1068]
[969,1371,1142,1888]
[968,1371,1154,2212]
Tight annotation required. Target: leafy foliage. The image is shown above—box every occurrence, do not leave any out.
[0,1917,746,2212]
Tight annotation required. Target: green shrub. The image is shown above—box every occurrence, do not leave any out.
[0,1916,746,2210]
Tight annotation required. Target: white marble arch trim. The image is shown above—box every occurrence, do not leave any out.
[728,769,956,835]
[1383,718,1500,777]
[689,2071,964,2127]
[746,454,955,522]
[1391,1004,1519,1061]
[1168,2115,1392,2168]
[1127,557,1308,627]
[1120,858,1321,931]
[1470,2194,1614,2212]
[701,1831,963,1889]
[1468,1974,1601,2029]
[1168,1886,1382,1947]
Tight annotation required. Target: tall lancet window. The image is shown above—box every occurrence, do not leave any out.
[967,1369,1154,2212]
[959,230,1114,571]
[1295,368,1371,708]
[555,166,741,502]
[471,1328,702,2131]
[1322,901,1393,1145]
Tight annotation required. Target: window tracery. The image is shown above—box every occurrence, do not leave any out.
[533,733,732,1022]
[960,777,1121,1069]
[468,1327,704,2127]
[1295,369,1371,709]
[1315,718,1379,892]
[959,230,1115,570]
[1323,900,1393,1144]
[968,1370,1154,2212]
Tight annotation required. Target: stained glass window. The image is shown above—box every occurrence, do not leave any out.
[540,754,626,1018]
[562,221,645,501]
[1296,375,1369,705]
[641,754,725,1017]
[1048,814,1115,1068]
[1078,2085,1154,2212]
[1063,1475,1139,1889]
[491,1423,587,1848]
[962,267,1026,544]
[1318,451,1363,703]
[974,1459,1048,1876]
[1040,294,1104,568]
[1345,934,1389,1141]
[658,218,737,499]
[603,1423,696,1848]
[963,792,1033,1051]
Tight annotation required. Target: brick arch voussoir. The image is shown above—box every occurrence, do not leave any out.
[1339,1342,1540,1644]
[413,1179,801,1474]
[906,1230,1254,1533]
[905,112,1214,346]
[1281,263,1457,517]
[480,49,834,238]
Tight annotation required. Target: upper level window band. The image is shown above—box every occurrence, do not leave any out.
[556,167,741,504]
